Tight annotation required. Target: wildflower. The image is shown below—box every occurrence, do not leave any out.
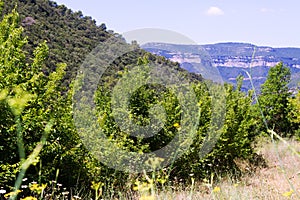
[29,183,47,195]
[29,183,39,191]
[21,185,28,189]
[4,190,22,198]
[213,186,221,193]
[73,195,81,199]
[173,123,180,129]
[282,190,294,197]
[139,195,155,200]
[0,189,6,194]
[22,178,28,182]
[62,191,69,195]
[21,197,37,200]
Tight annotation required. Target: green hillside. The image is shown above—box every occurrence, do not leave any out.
[2,0,202,86]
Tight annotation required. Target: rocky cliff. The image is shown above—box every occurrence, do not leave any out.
[142,42,300,92]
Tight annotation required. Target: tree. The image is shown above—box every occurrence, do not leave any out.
[289,87,300,137]
[0,3,91,194]
[258,62,292,137]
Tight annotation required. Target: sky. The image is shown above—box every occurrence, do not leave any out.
[55,0,300,47]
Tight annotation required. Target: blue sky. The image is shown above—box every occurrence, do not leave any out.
[55,0,300,47]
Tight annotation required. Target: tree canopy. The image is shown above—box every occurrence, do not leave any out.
[258,62,293,136]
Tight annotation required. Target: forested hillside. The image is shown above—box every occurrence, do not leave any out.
[2,0,202,87]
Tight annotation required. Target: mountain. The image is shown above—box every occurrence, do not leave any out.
[1,0,202,88]
[142,42,300,92]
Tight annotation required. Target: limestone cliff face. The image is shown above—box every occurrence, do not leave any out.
[142,42,300,92]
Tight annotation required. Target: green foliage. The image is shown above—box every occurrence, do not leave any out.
[0,2,203,197]
[289,87,300,137]
[0,4,93,194]
[1,0,202,88]
[2,0,296,198]
[258,62,293,137]
[0,0,108,86]
[171,78,258,180]
[0,6,30,187]
[210,81,257,168]
[94,53,259,185]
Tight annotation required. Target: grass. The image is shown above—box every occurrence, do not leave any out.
[151,138,300,200]
[212,139,299,199]
[1,136,299,199]
[75,137,299,200]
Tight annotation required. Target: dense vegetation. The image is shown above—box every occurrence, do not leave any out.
[0,0,299,199]
[1,0,201,87]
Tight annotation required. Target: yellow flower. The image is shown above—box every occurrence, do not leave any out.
[173,123,180,129]
[4,190,22,198]
[139,195,155,200]
[29,183,47,194]
[212,186,221,193]
[21,197,38,200]
[282,190,294,197]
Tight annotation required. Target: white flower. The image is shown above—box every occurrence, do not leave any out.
[0,189,6,194]
[62,191,69,195]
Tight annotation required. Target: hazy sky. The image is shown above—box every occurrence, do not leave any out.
[55,0,300,47]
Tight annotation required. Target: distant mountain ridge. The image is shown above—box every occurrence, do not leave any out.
[142,42,300,92]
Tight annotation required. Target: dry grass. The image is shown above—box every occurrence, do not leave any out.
[8,138,297,199]
[154,138,300,200]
